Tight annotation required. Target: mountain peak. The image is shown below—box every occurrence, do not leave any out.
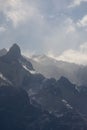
[9,43,21,54]
[58,76,73,87]
[6,43,21,60]
[0,48,7,57]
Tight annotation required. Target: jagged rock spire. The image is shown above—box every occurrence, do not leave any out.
[6,43,21,60]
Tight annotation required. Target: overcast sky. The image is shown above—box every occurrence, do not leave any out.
[0,0,87,65]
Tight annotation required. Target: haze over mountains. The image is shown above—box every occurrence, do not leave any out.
[23,52,87,86]
[1,45,87,86]
[0,44,87,130]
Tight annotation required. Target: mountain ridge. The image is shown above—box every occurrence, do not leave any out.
[0,44,87,130]
[26,54,86,86]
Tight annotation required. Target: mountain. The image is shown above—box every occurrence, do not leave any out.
[31,76,87,118]
[0,44,36,87]
[28,54,86,85]
[0,85,87,130]
[0,44,87,129]
[0,48,7,57]
[5,43,21,60]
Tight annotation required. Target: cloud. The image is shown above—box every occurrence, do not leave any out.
[0,0,43,27]
[42,17,81,54]
[66,25,76,33]
[77,15,87,27]
[65,18,76,33]
[49,43,87,65]
[0,26,6,32]
[69,0,87,8]
[0,0,87,63]
[80,42,87,52]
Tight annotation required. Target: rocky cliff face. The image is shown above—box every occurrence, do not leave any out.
[0,44,87,130]
[0,85,87,130]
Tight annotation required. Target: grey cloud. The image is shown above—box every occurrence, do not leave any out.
[68,0,87,8]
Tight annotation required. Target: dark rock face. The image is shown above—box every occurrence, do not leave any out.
[31,75,87,120]
[20,56,34,70]
[0,44,87,130]
[58,76,74,87]
[0,44,34,87]
[5,43,21,61]
[0,85,30,130]
[0,85,87,130]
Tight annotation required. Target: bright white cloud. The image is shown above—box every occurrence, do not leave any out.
[69,0,87,8]
[54,43,87,65]
[77,15,87,27]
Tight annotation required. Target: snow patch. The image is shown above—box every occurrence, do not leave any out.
[0,73,12,85]
[22,65,36,74]
[0,73,7,81]
[62,99,73,109]
[75,85,80,92]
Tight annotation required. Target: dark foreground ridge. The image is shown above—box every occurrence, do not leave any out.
[0,85,87,130]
